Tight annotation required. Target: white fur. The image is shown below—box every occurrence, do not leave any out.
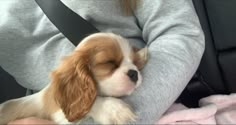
[49,96,136,124]
[114,33,143,87]
[52,110,71,124]
[88,97,136,124]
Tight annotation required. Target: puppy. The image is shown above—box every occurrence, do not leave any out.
[0,33,148,124]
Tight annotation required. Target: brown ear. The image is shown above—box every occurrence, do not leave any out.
[50,50,97,122]
[133,47,148,69]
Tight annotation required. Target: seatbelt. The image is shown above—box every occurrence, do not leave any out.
[35,0,99,46]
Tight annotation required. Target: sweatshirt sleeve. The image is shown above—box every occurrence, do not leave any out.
[0,1,75,90]
[123,0,205,123]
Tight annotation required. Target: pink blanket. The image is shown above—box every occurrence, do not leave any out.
[156,93,236,124]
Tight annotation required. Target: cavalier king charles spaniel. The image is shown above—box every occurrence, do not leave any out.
[0,33,148,124]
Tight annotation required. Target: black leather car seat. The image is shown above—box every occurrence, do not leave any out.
[179,0,236,107]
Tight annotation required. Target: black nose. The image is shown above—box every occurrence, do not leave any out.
[127,69,138,83]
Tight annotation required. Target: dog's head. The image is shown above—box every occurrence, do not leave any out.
[50,33,148,122]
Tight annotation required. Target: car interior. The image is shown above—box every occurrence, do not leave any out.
[1,0,236,110]
[178,0,236,107]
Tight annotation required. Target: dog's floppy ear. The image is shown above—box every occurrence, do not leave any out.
[50,50,97,122]
[133,47,148,70]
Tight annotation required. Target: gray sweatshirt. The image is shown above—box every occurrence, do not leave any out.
[0,0,205,124]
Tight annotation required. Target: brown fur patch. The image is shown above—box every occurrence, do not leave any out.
[50,50,97,122]
[131,47,148,70]
[88,37,123,81]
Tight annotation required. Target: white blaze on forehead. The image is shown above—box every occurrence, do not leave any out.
[114,35,138,72]
[112,34,133,63]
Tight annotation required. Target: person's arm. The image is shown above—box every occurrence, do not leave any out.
[123,0,205,123]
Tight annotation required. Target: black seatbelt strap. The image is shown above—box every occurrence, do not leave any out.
[35,0,99,45]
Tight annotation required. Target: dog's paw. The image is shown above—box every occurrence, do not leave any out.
[91,97,136,124]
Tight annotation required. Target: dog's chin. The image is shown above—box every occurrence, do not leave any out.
[110,84,136,97]
[98,83,136,97]
[120,84,136,96]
